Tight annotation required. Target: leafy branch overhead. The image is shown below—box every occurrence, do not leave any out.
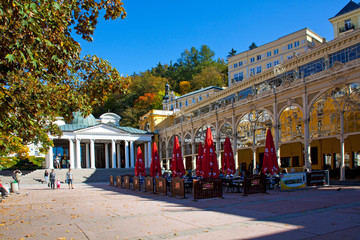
[0,0,128,156]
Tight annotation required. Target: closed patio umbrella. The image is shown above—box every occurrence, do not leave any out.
[170,136,185,178]
[223,137,236,175]
[202,127,220,178]
[150,142,162,177]
[261,129,280,175]
[196,142,204,177]
[135,146,146,177]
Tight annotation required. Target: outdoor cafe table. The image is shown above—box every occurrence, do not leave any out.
[223,178,243,193]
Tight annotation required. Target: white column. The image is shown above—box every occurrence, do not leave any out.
[117,143,121,168]
[47,146,54,169]
[191,141,196,170]
[303,81,312,170]
[125,140,129,168]
[105,143,109,169]
[147,141,152,168]
[340,113,346,181]
[252,130,257,174]
[165,140,170,170]
[233,135,239,171]
[130,141,135,168]
[232,112,239,171]
[90,139,95,169]
[76,138,81,169]
[111,140,116,169]
[69,139,75,169]
[85,143,90,168]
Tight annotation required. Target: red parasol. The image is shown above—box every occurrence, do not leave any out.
[202,127,220,178]
[135,146,146,177]
[261,129,280,175]
[150,142,162,177]
[170,136,185,178]
[223,137,236,175]
[195,142,204,177]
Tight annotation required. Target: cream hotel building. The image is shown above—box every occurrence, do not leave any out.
[140,1,360,181]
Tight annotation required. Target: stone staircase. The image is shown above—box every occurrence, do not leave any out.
[0,168,143,184]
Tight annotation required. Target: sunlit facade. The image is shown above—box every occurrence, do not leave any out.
[141,2,360,180]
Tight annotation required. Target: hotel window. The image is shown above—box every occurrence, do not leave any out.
[239,72,244,80]
[250,57,255,63]
[250,68,255,76]
[345,19,352,29]
[294,41,300,47]
[179,102,182,107]
[233,73,238,81]
[185,100,188,106]
[287,55,293,60]
[274,60,279,66]
[257,55,261,61]
[234,63,238,68]
[288,43,293,50]
[256,66,262,73]
[192,98,195,104]
[274,49,279,55]
[170,105,174,110]
[266,62,272,68]
[199,96,202,101]
[282,46,286,51]
[239,61,243,66]
[171,97,173,101]
[267,51,272,57]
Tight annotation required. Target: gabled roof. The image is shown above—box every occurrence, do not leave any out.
[333,1,360,18]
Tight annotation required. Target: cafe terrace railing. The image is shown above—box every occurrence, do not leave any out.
[155,177,167,195]
[133,176,141,191]
[243,174,267,196]
[123,175,131,189]
[306,170,329,186]
[109,175,114,186]
[193,178,223,200]
[171,177,185,198]
[115,176,122,187]
[145,177,154,193]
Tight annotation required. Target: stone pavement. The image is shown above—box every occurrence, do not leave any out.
[1,183,360,240]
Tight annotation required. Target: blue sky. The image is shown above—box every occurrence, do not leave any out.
[78,0,350,76]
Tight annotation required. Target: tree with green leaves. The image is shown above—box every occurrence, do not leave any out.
[0,0,129,157]
[227,48,237,58]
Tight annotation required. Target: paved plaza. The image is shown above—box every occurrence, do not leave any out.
[1,183,360,240]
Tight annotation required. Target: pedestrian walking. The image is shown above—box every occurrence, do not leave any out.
[44,170,49,185]
[49,169,56,189]
[12,169,22,190]
[66,168,74,189]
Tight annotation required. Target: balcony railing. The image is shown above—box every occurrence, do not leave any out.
[339,24,355,33]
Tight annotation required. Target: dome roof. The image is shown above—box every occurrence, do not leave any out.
[71,112,98,126]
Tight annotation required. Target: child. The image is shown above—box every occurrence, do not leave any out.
[56,179,61,189]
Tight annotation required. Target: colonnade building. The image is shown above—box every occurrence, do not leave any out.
[140,1,360,180]
[45,112,153,170]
